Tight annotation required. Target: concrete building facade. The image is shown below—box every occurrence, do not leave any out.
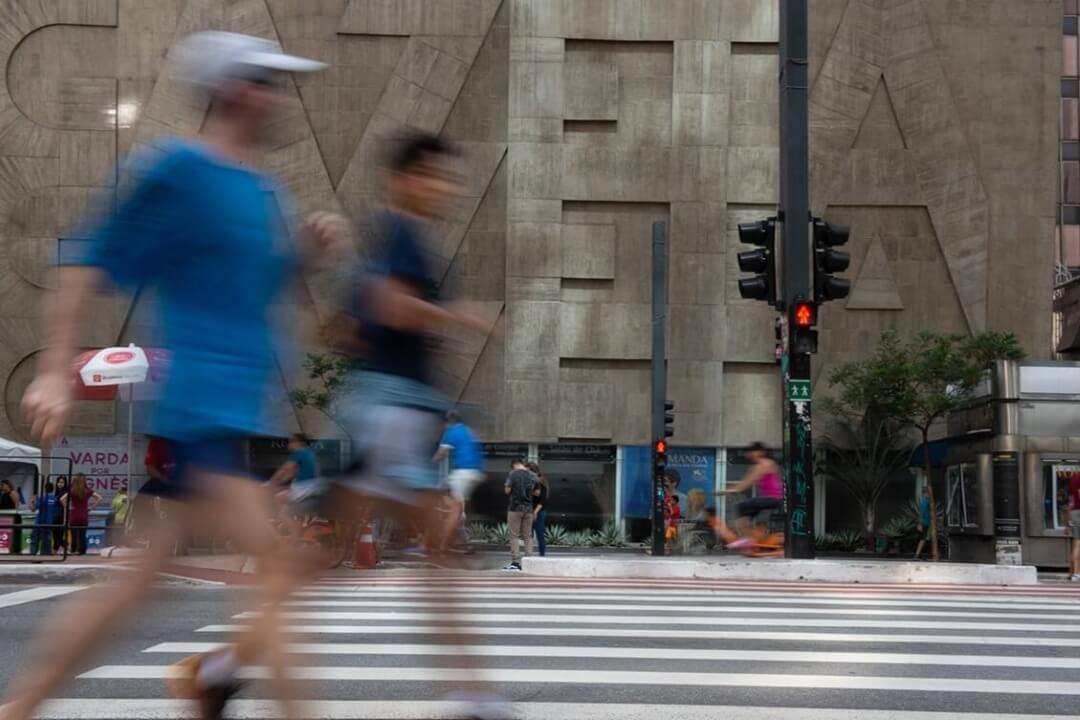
[0,1,1060,531]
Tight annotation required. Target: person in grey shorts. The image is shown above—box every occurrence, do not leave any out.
[504,459,538,571]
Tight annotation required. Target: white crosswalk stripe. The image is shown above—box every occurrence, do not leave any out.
[66,572,1080,719]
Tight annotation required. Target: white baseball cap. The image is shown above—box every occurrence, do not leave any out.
[175,31,327,90]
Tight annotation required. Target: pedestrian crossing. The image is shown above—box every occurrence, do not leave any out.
[52,571,1080,718]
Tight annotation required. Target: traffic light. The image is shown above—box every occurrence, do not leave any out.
[812,218,851,303]
[653,438,668,475]
[791,299,818,355]
[663,401,675,439]
[736,217,777,304]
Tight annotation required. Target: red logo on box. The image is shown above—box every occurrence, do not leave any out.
[92,374,102,383]
[105,351,134,364]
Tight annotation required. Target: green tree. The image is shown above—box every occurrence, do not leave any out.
[817,414,915,544]
[288,352,355,433]
[827,330,1025,560]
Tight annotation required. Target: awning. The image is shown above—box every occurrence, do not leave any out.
[0,436,40,470]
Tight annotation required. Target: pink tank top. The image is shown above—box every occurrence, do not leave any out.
[759,471,783,499]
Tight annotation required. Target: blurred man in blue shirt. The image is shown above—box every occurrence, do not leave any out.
[7,31,338,720]
[434,409,483,551]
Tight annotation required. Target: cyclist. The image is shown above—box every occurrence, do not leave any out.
[270,433,320,536]
[718,442,782,550]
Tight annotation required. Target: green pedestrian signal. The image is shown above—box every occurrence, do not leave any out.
[788,379,811,402]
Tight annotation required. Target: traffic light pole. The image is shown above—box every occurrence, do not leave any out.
[650,221,668,557]
[780,0,815,558]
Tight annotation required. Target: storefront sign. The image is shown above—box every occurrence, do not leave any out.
[539,444,616,462]
[0,528,11,554]
[483,444,529,459]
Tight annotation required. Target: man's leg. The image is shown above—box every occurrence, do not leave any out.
[523,511,534,559]
[1071,535,1079,576]
[508,511,522,564]
[534,510,546,557]
[176,472,304,719]
[0,504,182,720]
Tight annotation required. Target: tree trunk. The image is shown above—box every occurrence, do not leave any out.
[861,503,876,549]
[922,427,940,562]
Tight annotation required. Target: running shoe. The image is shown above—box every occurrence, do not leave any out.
[1070,574,1080,582]
[502,562,521,571]
[167,653,244,720]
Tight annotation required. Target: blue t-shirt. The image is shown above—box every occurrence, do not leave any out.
[363,211,436,383]
[289,447,318,483]
[76,140,298,441]
[440,423,482,471]
[36,494,60,524]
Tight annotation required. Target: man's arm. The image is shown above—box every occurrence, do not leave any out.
[22,267,103,446]
[432,445,451,464]
[371,277,492,335]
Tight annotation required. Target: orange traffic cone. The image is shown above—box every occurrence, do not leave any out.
[354,524,378,569]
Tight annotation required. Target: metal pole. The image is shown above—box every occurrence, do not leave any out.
[780,0,815,558]
[650,221,668,557]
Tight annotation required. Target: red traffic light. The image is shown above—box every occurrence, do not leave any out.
[794,302,816,328]
[654,440,667,454]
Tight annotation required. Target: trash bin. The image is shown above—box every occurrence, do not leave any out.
[21,511,40,555]
[0,510,22,554]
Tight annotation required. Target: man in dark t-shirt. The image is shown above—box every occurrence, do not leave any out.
[298,134,504,718]
[504,460,538,570]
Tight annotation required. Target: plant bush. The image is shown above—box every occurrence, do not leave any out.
[589,522,625,548]
[881,514,916,541]
[485,522,510,545]
[467,521,490,543]
[564,530,594,547]
[816,529,862,553]
[544,523,568,546]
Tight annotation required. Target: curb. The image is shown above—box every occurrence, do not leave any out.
[521,556,1039,586]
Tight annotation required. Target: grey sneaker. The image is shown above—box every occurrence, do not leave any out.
[1069,574,1080,582]
[502,562,521,572]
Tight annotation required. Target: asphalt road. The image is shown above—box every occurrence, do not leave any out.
[0,573,1078,719]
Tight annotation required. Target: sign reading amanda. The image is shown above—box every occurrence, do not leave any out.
[623,446,716,519]
[50,435,148,502]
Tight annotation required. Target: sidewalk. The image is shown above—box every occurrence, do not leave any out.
[0,550,256,584]
[521,554,1039,586]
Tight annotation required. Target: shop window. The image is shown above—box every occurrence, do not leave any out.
[538,444,616,532]
[1064,98,1080,140]
[945,464,979,528]
[1043,462,1079,530]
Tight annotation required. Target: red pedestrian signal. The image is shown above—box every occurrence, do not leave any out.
[794,302,815,328]
[654,439,667,454]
